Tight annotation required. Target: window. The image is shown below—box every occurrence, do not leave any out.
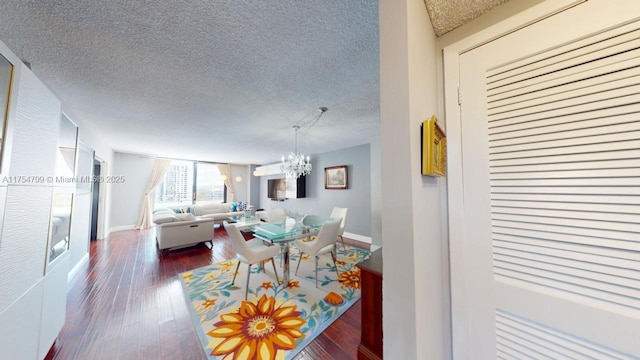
[155,160,226,208]
[195,162,225,203]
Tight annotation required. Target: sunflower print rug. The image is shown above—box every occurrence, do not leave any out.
[180,243,370,360]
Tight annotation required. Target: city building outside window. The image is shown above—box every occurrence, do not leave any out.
[155,160,226,208]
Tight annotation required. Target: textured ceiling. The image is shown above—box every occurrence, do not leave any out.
[0,0,379,165]
[0,1,502,165]
[424,0,509,36]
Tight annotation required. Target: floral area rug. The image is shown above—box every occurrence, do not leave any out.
[179,243,370,360]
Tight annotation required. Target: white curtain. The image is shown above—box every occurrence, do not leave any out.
[135,158,172,229]
[217,163,235,202]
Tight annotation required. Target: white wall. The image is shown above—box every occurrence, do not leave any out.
[109,152,155,231]
[380,0,450,358]
[67,143,93,281]
[230,164,251,203]
[370,135,382,248]
[0,42,68,359]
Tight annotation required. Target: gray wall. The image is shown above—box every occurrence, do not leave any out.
[259,143,371,237]
[250,164,260,207]
[109,152,154,230]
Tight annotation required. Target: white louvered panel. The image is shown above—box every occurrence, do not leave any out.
[491,129,640,155]
[492,177,639,187]
[492,212,640,234]
[498,322,594,359]
[492,206,640,224]
[490,85,640,124]
[489,71,640,114]
[493,225,640,251]
[491,219,638,251]
[494,253,640,290]
[491,152,640,168]
[491,199,640,214]
[496,268,638,317]
[496,338,549,359]
[491,193,640,205]
[491,168,640,181]
[494,258,640,301]
[488,34,640,90]
[495,310,637,360]
[487,19,640,317]
[491,120,640,149]
[488,52,640,102]
[487,21,640,82]
[493,238,640,268]
[491,159,640,174]
[489,139,640,161]
[489,104,640,137]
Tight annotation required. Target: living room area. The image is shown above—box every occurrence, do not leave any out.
[0,0,556,358]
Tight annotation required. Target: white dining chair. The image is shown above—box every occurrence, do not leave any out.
[330,207,348,248]
[223,221,281,299]
[294,219,341,288]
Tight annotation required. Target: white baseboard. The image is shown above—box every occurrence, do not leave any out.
[344,232,371,244]
[108,224,135,234]
[67,253,89,284]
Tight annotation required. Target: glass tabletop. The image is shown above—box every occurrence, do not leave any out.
[252,216,333,243]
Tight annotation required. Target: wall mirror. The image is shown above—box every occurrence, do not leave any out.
[56,114,78,178]
[47,192,73,264]
[0,54,12,173]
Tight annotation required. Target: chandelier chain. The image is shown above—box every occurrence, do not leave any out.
[280,107,327,179]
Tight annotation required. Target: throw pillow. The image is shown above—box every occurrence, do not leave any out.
[173,208,184,214]
[230,202,238,212]
[237,202,247,211]
[187,207,195,215]
[175,213,196,221]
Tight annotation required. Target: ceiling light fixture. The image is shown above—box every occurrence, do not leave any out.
[281,107,328,179]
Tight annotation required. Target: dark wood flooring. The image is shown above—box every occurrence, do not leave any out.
[45,227,369,360]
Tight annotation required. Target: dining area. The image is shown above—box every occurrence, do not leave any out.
[222,207,349,298]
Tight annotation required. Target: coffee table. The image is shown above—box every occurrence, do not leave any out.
[226,215,262,230]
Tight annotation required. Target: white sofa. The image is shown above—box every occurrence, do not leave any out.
[166,203,254,225]
[152,209,216,251]
[193,203,249,224]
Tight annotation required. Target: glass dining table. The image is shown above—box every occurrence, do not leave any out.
[252,216,333,285]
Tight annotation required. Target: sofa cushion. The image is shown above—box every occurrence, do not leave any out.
[194,203,230,216]
[175,213,196,221]
[153,212,178,224]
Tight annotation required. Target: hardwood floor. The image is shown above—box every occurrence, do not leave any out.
[45,227,369,360]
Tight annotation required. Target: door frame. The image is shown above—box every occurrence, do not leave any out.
[92,155,107,240]
[442,1,585,358]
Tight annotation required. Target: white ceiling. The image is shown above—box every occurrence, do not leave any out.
[0,0,502,165]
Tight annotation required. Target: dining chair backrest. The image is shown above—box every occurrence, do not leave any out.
[223,222,250,254]
[330,207,348,235]
[302,214,326,227]
[314,219,341,250]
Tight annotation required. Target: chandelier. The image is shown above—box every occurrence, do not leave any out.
[281,107,327,179]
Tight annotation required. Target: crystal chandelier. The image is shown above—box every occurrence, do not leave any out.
[281,107,327,179]
[281,125,311,179]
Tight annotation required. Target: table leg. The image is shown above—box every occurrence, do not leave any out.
[280,243,290,285]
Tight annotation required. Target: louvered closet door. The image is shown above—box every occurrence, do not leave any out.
[457,1,640,358]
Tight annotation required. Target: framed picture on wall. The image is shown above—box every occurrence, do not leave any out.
[325,165,347,189]
[421,115,446,176]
